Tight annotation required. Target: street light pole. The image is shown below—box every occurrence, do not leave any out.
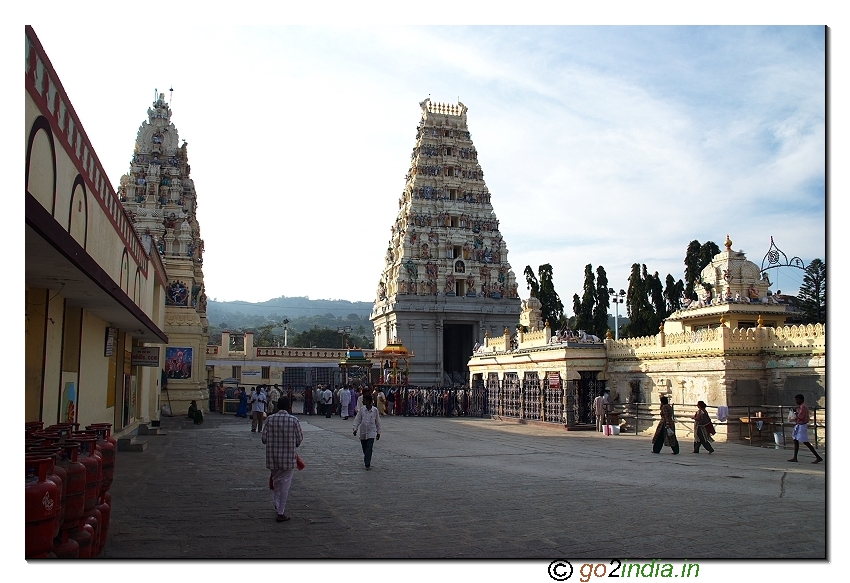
[337,326,352,349]
[282,319,290,347]
[608,288,626,340]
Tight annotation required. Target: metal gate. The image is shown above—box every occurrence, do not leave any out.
[567,371,606,426]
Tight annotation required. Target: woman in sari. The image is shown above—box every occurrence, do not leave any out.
[692,400,715,453]
[652,396,679,454]
[235,387,249,418]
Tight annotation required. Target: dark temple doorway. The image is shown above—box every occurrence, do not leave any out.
[443,323,474,385]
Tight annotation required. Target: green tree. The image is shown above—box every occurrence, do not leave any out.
[684,239,720,300]
[648,270,666,332]
[684,240,703,300]
[664,274,684,314]
[525,264,565,328]
[625,263,657,337]
[592,266,610,338]
[798,258,826,324]
[573,264,596,333]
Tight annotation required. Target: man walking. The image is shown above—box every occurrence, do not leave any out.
[262,396,303,522]
[593,390,608,432]
[352,393,381,470]
[251,386,267,433]
[323,385,333,418]
[788,394,823,463]
[339,385,352,420]
[268,385,281,415]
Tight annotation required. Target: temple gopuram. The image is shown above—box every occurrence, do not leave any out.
[118,92,210,413]
[371,98,521,385]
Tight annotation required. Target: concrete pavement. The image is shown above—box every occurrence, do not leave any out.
[98,410,825,560]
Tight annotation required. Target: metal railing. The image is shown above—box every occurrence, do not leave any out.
[615,402,825,449]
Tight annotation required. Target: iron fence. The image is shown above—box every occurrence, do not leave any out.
[615,402,826,449]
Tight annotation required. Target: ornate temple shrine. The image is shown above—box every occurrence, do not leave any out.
[371,98,521,385]
[118,93,210,412]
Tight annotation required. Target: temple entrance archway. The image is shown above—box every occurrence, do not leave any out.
[443,323,474,385]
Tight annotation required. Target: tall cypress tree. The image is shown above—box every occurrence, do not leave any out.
[537,264,565,328]
[684,240,703,300]
[593,266,610,338]
[664,274,684,314]
[798,258,826,324]
[648,270,666,332]
[575,264,596,333]
[525,264,565,328]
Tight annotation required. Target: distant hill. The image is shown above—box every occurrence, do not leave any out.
[208,296,372,322]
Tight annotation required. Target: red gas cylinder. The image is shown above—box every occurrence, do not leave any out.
[51,528,80,559]
[46,423,78,441]
[96,494,111,552]
[56,441,87,532]
[25,456,60,559]
[86,425,115,495]
[25,421,44,437]
[74,435,102,512]
[31,430,63,445]
[69,517,93,559]
[26,449,66,540]
[85,506,102,556]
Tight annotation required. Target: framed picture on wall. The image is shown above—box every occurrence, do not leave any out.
[165,347,193,379]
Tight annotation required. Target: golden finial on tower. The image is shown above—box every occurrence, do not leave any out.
[504,327,510,335]
[757,314,764,328]
[725,234,732,251]
[545,320,550,329]
[719,313,726,326]
[606,330,613,340]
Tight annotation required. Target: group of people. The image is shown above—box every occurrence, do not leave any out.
[226,385,291,433]
[261,388,383,522]
[649,394,822,462]
[302,385,389,419]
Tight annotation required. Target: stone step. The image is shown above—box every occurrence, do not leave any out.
[117,436,147,452]
[138,423,167,436]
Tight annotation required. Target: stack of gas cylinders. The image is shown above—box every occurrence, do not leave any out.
[25,421,116,559]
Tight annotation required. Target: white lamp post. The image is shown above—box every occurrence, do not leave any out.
[608,288,626,340]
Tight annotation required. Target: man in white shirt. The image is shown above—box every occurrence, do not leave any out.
[268,385,281,415]
[353,393,381,469]
[322,386,333,418]
[340,385,352,420]
[251,386,267,433]
[593,393,605,432]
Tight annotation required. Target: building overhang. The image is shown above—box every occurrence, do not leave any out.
[26,193,168,344]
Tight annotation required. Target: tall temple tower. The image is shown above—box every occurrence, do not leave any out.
[118,92,210,412]
[371,98,521,385]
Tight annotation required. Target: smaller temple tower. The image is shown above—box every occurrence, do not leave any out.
[119,92,210,412]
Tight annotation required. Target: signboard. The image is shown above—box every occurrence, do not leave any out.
[547,372,561,389]
[241,370,262,378]
[104,327,117,357]
[132,346,161,367]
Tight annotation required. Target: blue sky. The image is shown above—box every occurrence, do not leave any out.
[23,22,826,307]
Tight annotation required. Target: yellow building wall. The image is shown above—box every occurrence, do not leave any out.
[76,310,116,428]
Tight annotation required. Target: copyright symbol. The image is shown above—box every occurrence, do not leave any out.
[548,560,573,581]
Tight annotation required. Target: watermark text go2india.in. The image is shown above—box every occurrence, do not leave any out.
[548,559,700,581]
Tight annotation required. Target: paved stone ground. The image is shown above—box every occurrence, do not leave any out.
[98,410,825,562]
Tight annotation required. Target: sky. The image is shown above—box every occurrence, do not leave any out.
[23,20,827,307]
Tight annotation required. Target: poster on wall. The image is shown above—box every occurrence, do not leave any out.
[60,372,78,424]
[165,347,193,379]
